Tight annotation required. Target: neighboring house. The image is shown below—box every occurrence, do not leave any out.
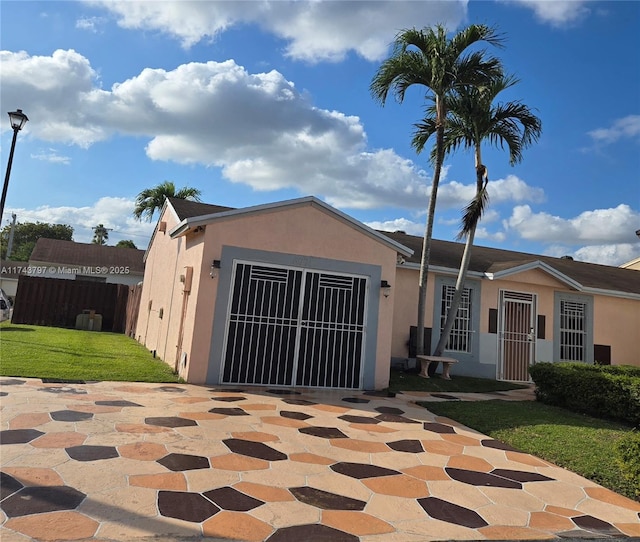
[28,238,145,286]
[0,260,28,302]
[620,257,640,271]
[137,196,640,390]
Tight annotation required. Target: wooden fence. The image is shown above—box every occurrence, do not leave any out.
[12,276,141,334]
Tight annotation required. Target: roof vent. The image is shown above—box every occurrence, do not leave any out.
[560,255,573,260]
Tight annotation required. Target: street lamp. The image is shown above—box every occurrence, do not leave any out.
[1,109,29,225]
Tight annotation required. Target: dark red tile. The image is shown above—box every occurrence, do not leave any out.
[0,378,26,385]
[341,397,369,404]
[0,429,44,444]
[374,406,405,415]
[266,524,358,542]
[95,400,142,407]
[208,407,250,416]
[66,445,119,461]
[0,471,23,500]
[223,439,287,461]
[144,416,198,427]
[158,490,219,522]
[203,486,264,511]
[290,487,365,510]
[211,396,246,402]
[418,496,488,528]
[387,439,424,453]
[423,422,456,434]
[157,453,210,471]
[280,411,312,421]
[299,427,348,439]
[374,413,419,424]
[2,486,85,517]
[573,515,623,536]
[491,468,554,483]
[330,462,400,479]
[50,410,93,422]
[282,399,316,406]
[445,467,522,489]
[430,394,461,400]
[481,439,520,452]
[267,389,301,395]
[155,386,186,393]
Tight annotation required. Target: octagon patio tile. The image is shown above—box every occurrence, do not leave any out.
[157,490,219,522]
[2,486,86,517]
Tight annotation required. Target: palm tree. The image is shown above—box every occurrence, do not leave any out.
[133,181,202,222]
[92,224,110,245]
[370,24,503,359]
[413,75,542,372]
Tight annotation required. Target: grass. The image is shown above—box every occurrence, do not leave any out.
[388,368,528,393]
[0,322,182,382]
[423,399,638,501]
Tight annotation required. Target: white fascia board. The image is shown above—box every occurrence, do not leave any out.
[169,196,414,257]
[484,260,583,291]
[580,287,640,301]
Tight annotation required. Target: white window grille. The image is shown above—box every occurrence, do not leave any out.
[440,284,472,353]
[559,300,586,361]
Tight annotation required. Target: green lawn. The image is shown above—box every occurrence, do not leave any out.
[423,399,638,501]
[0,323,181,382]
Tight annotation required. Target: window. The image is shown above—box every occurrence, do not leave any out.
[440,284,472,353]
[559,299,587,361]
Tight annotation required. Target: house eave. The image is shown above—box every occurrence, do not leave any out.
[169,196,413,257]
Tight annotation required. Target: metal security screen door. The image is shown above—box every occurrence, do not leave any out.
[222,262,368,388]
[498,291,536,381]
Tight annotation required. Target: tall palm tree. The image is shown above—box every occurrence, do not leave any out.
[370,24,503,359]
[133,181,202,222]
[413,75,542,371]
[92,224,110,245]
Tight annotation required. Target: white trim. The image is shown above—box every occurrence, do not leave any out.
[485,260,582,290]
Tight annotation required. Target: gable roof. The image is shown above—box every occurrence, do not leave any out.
[382,231,640,298]
[30,238,145,274]
[167,196,414,257]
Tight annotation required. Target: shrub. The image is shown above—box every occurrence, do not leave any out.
[615,430,640,498]
[529,362,640,427]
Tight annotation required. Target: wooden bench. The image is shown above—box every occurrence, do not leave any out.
[416,355,458,380]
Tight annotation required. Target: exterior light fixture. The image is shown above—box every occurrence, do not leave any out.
[1,109,29,224]
[210,259,221,278]
[380,280,391,297]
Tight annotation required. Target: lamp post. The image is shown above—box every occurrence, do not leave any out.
[1,109,29,225]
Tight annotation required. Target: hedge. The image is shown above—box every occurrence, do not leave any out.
[528,362,640,428]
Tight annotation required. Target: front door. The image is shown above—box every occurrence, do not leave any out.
[222,261,368,388]
[498,290,536,381]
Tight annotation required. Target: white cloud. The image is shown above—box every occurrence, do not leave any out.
[505,0,590,26]
[76,16,106,33]
[6,197,154,246]
[85,0,467,62]
[545,243,640,267]
[588,115,640,145]
[30,149,71,165]
[505,203,640,245]
[365,218,425,236]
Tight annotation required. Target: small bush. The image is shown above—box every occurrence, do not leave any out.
[529,362,640,427]
[615,430,640,498]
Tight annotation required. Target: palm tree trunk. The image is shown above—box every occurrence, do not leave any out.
[416,97,446,360]
[431,145,483,369]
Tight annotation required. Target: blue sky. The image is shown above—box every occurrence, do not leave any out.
[1,0,639,265]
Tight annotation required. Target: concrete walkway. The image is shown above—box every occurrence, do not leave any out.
[1,378,638,541]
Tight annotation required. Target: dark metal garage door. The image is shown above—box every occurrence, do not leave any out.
[222,261,368,388]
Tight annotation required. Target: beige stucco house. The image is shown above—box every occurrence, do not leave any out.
[137,196,640,389]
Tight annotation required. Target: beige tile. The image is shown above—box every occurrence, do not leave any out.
[2,466,64,486]
[30,431,87,448]
[362,474,429,498]
[479,525,556,540]
[118,441,167,460]
[529,510,576,531]
[4,511,99,541]
[322,510,395,535]
[129,472,187,490]
[202,510,274,541]
[8,412,51,429]
[233,481,295,502]
[251,501,320,528]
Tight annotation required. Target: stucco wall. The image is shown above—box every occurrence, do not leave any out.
[593,295,639,366]
[185,204,399,389]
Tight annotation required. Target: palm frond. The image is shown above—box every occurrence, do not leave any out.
[458,180,490,239]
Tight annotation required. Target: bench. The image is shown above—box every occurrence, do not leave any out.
[416,355,458,380]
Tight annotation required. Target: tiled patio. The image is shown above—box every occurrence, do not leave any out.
[1,377,638,541]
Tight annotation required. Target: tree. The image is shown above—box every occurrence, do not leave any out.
[92,224,109,245]
[115,239,137,249]
[133,181,202,222]
[0,222,73,261]
[413,75,542,372]
[370,24,503,358]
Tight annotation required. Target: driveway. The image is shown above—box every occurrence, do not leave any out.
[1,378,638,541]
